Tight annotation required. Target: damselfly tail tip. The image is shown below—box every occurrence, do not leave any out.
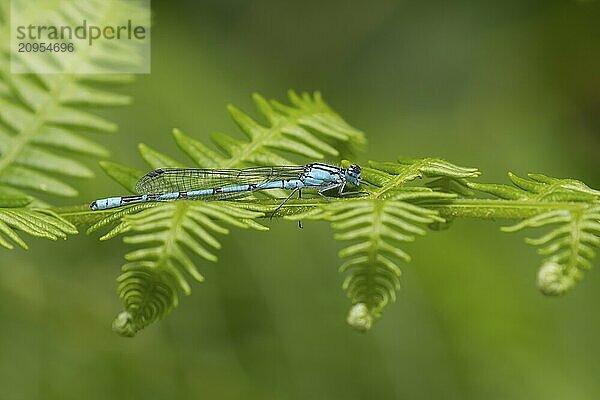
[90,201,98,211]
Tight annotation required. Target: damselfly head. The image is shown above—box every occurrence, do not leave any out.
[345,164,362,186]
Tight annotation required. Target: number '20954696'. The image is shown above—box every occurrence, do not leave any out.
[17,42,74,52]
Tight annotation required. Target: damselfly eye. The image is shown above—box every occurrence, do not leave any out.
[344,164,361,186]
[349,164,361,173]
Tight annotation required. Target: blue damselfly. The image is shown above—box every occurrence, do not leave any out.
[90,163,362,211]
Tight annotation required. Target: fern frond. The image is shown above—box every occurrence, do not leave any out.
[112,265,179,337]
[284,158,477,331]
[0,40,129,197]
[467,172,600,294]
[468,172,600,202]
[99,91,365,196]
[0,207,77,249]
[364,158,480,199]
[87,203,157,239]
[291,199,444,331]
[502,205,600,295]
[0,0,141,248]
[96,201,267,336]
[158,91,365,171]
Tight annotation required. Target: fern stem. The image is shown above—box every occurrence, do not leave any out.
[365,200,384,312]
[568,209,583,273]
[428,199,589,220]
[58,198,594,229]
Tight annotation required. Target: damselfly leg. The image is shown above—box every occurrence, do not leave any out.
[268,188,304,228]
[317,183,343,202]
[270,188,300,219]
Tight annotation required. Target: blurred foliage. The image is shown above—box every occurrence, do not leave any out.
[0,0,135,249]
[1,1,600,400]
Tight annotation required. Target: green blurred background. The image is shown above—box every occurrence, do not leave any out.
[2,1,600,399]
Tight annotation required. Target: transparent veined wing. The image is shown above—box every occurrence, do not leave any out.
[135,166,306,195]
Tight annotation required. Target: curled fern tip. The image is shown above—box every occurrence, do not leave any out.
[112,311,137,337]
[347,303,373,332]
[537,262,578,296]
